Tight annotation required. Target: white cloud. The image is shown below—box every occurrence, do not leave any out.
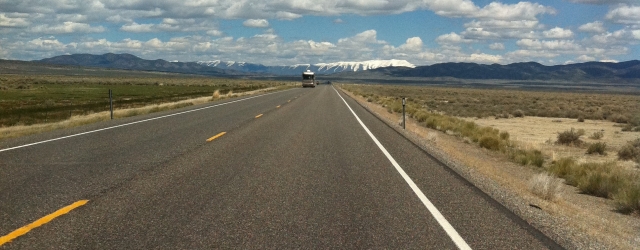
[467,53,503,64]
[29,22,105,34]
[543,27,573,39]
[401,37,423,51]
[121,22,154,32]
[243,19,269,28]
[465,20,541,30]
[339,30,380,44]
[606,4,640,25]
[472,2,556,21]
[26,37,72,51]
[489,43,505,50]
[383,37,423,55]
[590,29,640,45]
[55,14,87,22]
[578,21,605,33]
[576,55,595,62]
[275,11,301,20]
[206,30,223,36]
[460,19,543,40]
[567,0,637,5]
[0,13,29,27]
[506,49,558,59]
[333,18,344,24]
[436,32,473,44]
[106,15,132,23]
[517,39,582,51]
[120,19,215,33]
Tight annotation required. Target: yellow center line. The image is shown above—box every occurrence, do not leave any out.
[0,200,89,246]
[255,114,263,118]
[206,132,226,142]
[276,105,281,108]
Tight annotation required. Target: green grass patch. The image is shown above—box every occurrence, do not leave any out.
[0,75,294,127]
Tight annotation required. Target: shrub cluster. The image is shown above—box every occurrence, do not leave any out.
[556,128,584,146]
[589,131,604,140]
[512,109,525,118]
[509,149,544,167]
[586,142,607,155]
[549,158,640,214]
[618,139,640,163]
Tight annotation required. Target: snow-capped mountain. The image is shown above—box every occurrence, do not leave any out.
[196,60,415,76]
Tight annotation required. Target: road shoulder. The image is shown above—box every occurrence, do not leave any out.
[337,85,638,250]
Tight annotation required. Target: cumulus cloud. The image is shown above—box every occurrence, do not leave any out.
[517,39,582,51]
[472,2,556,21]
[489,43,505,50]
[121,22,154,32]
[0,13,30,27]
[606,5,640,25]
[121,18,217,33]
[543,27,573,39]
[590,29,640,45]
[567,0,637,5]
[436,32,473,44]
[29,22,105,34]
[576,55,595,62]
[383,37,423,56]
[578,21,605,33]
[243,19,269,28]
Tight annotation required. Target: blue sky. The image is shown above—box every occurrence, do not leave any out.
[0,0,639,66]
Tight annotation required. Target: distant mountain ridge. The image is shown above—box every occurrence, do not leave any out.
[38,53,239,76]
[34,53,640,81]
[196,59,415,75]
[364,61,640,80]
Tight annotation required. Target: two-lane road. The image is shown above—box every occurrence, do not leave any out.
[0,85,561,249]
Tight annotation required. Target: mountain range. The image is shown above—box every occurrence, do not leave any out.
[38,53,239,76]
[33,53,640,81]
[196,59,415,75]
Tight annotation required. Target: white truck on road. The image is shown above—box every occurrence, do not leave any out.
[302,70,316,88]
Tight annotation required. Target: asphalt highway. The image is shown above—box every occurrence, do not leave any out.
[0,85,562,249]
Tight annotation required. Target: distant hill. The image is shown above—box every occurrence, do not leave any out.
[360,61,640,81]
[37,53,240,76]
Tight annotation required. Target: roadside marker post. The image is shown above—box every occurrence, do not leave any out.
[109,89,113,120]
[402,97,406,129]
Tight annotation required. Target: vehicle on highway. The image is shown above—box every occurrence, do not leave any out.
[302,70,316,88]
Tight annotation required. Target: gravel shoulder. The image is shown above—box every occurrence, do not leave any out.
[338,86,640,250]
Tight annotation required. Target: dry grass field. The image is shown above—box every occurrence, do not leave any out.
[469,116,640,167]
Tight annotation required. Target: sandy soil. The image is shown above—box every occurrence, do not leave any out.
[340,86,640,250]
[468,116,640,169]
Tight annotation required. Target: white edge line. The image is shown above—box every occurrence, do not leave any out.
[0,89,292,153]
[332,86,472,250]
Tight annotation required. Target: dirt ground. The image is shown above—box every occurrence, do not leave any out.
[469,116,640,169]
[340,87,640,250]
